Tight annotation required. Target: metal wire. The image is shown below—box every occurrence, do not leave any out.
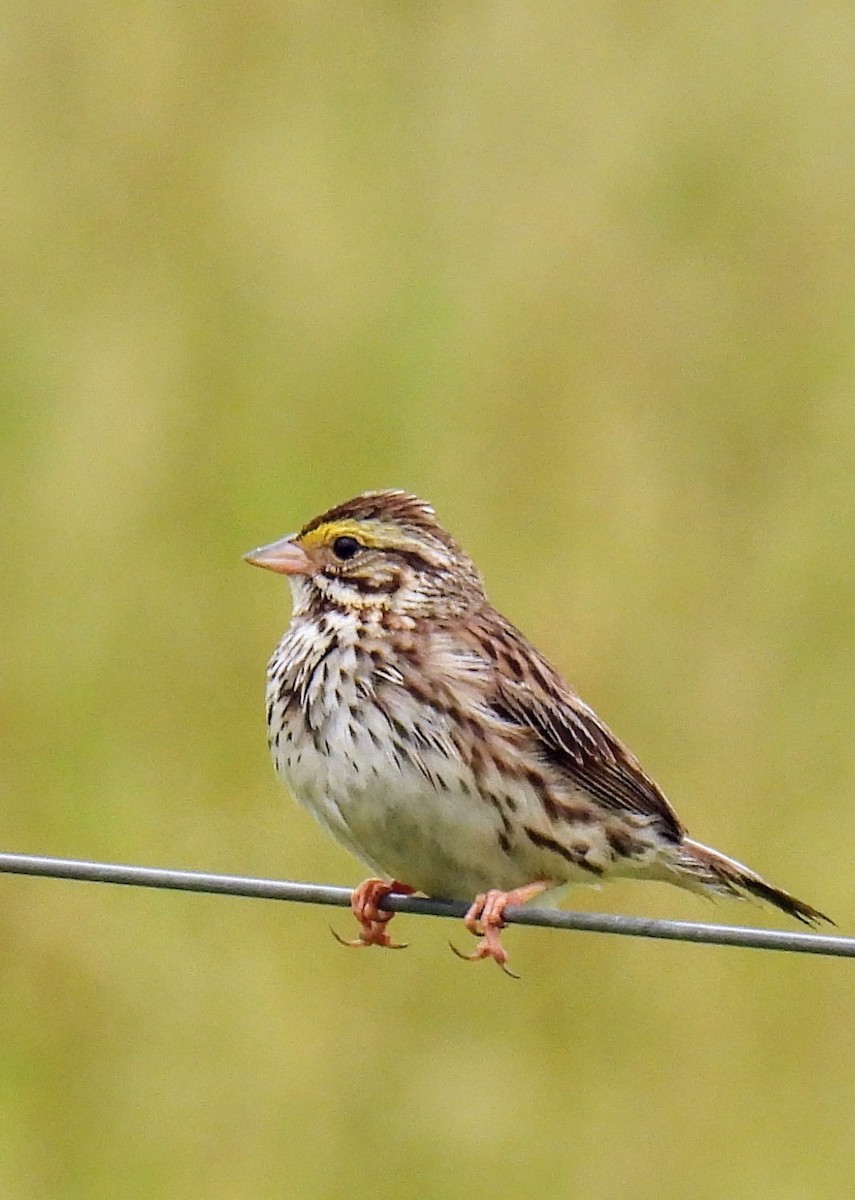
[0,850,850,957]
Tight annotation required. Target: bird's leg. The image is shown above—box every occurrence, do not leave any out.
[450,881,552,977]
[332,878,415,950]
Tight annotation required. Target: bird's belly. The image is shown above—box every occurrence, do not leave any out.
[273,726,544,900]
[270,710,625,900]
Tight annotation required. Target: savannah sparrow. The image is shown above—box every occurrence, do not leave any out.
[246,490,827,973]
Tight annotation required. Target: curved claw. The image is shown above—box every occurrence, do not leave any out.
[448,939,520,979]
[450,882,551,976]
[330,924,409,950]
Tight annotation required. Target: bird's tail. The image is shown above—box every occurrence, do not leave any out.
[677,838,830,927]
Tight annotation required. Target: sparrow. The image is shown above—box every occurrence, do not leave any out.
[246,490,828,973]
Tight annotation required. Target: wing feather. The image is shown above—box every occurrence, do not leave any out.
[469,611,684,841]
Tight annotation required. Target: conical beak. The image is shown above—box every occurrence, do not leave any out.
[243,535,311,575]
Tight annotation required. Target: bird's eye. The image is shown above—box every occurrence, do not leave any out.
[332,535,361,561]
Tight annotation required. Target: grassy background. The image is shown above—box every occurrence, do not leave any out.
[1,4,853,1197]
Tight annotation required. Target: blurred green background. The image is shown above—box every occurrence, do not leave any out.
[1,4,853,1197]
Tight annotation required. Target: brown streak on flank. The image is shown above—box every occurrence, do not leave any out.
[605,826,640,859]
[524,826,604,875]
[307,722,325,756]
[484,794,514,836]
[523,765,546,790]
[479,637,499,661]
[542,794,598,825]
[469,740,488,779]
[503,653,526,680]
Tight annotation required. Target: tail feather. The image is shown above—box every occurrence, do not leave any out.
[679,838,831,927]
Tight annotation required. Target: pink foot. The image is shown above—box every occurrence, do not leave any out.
[450,882,551,977]
[332,878,415,950]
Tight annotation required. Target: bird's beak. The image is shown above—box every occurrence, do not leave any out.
[243,535,312,575]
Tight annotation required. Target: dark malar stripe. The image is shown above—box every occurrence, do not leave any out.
[322,571,397,596]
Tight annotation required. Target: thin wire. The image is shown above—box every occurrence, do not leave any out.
[0,850,850,958]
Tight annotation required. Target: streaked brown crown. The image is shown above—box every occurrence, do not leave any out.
[299,490,454,546]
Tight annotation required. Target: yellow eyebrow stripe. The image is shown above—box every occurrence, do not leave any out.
[298,520,385,550]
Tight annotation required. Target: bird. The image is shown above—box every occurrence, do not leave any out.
[245,489,828,974]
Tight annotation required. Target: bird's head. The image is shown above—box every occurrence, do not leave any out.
[245,490,485,619]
